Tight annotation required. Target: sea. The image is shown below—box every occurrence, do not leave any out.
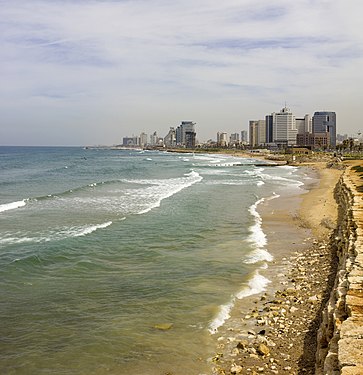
[0,146,310,375]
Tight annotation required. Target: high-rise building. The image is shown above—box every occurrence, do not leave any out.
[271,106,297,146]
[229,133,240,147]
[176,121,196,147]
[164,127,176,148]
[249,120,266,147]
[150,132,158,146]
[217,132,228,147]
[296,114,312,134]
[241,130,248,145]
[139,132,148,147]
[265,115,273,143]
[313,112,336,147]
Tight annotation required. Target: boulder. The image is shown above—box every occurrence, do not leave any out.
[230,363,243,374]
[256,343,270,356]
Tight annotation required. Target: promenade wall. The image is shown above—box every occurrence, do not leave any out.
[316,165,363,374]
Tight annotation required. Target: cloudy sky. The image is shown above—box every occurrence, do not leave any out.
[1,0,362,146]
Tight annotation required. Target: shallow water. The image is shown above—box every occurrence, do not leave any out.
[0,147,310,374]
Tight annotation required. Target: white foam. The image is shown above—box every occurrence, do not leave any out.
[0,200,27,213]
[247,198,267,249]
[209,272,271,334]
[72,221,112,237]
[236,272,271,299]
[245,196,276,264]
[134,170,203,215]
[208,300,234,334]
[0,221,114,245]
[243,248,274,264]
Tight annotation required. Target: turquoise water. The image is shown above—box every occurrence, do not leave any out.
[0,147,307,374]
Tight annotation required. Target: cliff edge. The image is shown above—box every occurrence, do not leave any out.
[316,162,363,374]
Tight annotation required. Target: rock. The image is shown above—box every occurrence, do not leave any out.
[256,343,270,356]
[230,364,243,374]
[236,340,248,350]
[153,323,173,330]
[308,295,319,303]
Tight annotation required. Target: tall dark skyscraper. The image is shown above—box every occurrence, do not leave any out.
[313,111,336,147]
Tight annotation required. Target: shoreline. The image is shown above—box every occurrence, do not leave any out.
[210,161,344,375]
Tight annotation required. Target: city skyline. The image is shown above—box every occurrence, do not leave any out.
[1,1,363,146]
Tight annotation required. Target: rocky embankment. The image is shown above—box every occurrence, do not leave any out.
[211,235,338,375]
[316,164,363,374]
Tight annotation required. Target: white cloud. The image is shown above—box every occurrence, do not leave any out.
[1,0,363,145]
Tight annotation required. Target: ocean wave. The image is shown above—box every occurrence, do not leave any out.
[205,179,257,186]
[0,221,113,246]
[123,170,203,215]
[208,300,234,334]
[236,272,271,299]
[243,248,274,264]
[209,271,271,334]
[245,196,278,264]
[247,198,267,249]
[0,199,27,213]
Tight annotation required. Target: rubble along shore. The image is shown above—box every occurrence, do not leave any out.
[210,160,351,375]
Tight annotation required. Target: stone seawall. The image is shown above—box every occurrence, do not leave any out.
[316,165,363,374]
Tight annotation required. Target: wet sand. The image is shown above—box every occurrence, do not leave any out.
[210,162,344,375]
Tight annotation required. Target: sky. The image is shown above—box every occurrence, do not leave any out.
[1,0,363,146]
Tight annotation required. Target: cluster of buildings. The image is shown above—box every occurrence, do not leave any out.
[122,121,196,149]
[249,107,337,149]
[121,107,338,150]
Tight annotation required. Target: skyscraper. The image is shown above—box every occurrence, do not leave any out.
[313,112,336,147]
[176,121,196,147]
[241,130,248,145]
[296,114,312,134]
[271,106,297,146]
[249,120,266,146]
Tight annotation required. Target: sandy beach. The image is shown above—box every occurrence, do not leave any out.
[211,161,344,375]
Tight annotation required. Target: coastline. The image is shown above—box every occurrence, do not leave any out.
[210,161,344,375]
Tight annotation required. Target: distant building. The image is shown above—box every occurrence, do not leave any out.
[296,132,330,149]
[241,130,248,145]
[229,133,240,147]
[150,131,158,146]
[185,130,196,148]
[265,115,274,143]
[217,132,228,147]
[296,114,312,134]
[271,106,297,146]
[337,133,348,144]
[123,136,139,147]
[139,132,148,147]
[249,120,266,147]
[164,127,176,148]
[313,111,336,147]
[176,121,196,147]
